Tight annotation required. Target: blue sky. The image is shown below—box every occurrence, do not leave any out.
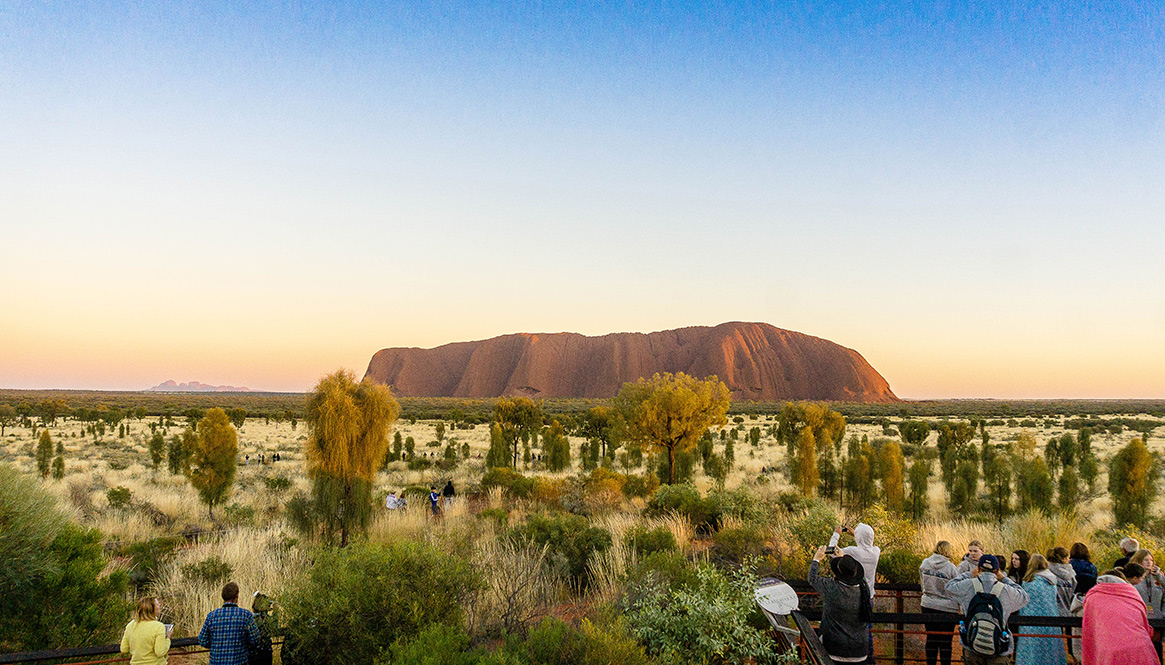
[1,1,1163,397]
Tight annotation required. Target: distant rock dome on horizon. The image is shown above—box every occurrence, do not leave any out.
[146,380,253,393]
[363,322,897,403]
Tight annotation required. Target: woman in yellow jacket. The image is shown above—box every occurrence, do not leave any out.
[120,596,172,665]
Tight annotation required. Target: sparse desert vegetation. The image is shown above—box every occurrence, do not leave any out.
[1,384,1164,662]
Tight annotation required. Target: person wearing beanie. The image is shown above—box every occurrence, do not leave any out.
[946,554,1030,664]
[809,546,872,663]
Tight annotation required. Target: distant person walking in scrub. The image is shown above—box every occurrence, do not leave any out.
[1015,554,1066,665]
[441,480,455,507]
[428,486,440,517]
[120,596,171,665]
[809,545,872,664]
[199,582,260,665]
[919,541,960,665]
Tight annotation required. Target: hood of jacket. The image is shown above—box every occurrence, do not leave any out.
[1034,569,1058,586]
[1097,574,1129,585]
[921,553,953,571]
[853,523,875,548]
[1048,561,1077,583]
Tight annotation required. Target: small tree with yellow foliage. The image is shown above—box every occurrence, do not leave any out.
[614,372,730,485]
[303,369,400,546]
[187,408,238,517]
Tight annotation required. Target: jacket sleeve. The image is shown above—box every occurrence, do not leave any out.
[198,614,212,648]
[808,560,824,593]
[246,615,262,649]
[153,623,171,658]
[120,623,131,654]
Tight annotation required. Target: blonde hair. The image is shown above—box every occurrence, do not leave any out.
[934,541,953,558]
[1131,549,1154,566]
[968,540,983,551]
[1024,554,1049,583]
[134,597,158,622]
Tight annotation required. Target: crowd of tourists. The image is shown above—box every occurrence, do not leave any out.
[811,527,1161,665]
[119,582,274,665]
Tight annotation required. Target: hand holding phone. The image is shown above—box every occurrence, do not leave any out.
[164,624,173,638]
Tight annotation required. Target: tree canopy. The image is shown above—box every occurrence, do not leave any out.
[187,408,238,516]
[614,372,730,484]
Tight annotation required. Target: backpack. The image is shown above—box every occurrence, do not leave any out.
[958,578,1009,656]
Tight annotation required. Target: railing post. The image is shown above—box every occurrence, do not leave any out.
[894,588,905,665]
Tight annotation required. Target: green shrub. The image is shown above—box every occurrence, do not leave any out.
[708,485,768,525]
[477,507,510,529]
[106,486,132,509]
[621,473,660,498]
[645,483,720,531]
[711,525,766,565]
[0,465,131,650]
[182,555,233,584]
[622,551,700,609]
[223,502,256,525]
[264,476,293,492]
[381,623,482,665]
[118,536,184,590]
[481,467,535,499]
[508,617,651,665]
[625,525,677,558]
[282,540,480,665]
[625,562,780,665]
[509,513,611,586]
[877,549,926,584]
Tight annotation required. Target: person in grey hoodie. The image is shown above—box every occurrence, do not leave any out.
[919,540,960,665]
[945,554,1030,665]
[809,546,872,663]
[956,540,985,575]
[1044,546,1077,616]
[828,523,881,598]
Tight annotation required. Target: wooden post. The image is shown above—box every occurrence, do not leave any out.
[895,588,905,665]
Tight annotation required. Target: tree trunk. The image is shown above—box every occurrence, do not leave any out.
[667,445,675,484]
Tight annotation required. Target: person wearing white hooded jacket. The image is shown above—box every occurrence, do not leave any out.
[828,523,881,598]
[828,523,881,657]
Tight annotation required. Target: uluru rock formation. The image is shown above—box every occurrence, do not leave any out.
[364,322,897,403]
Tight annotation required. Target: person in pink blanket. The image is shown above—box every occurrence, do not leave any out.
[1081,570,1157,665]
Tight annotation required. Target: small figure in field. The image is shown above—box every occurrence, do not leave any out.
[385,491,400,510]
[249,592,276,665]
[429,486,440,517]
[199,582,260,665]
[397,491,408,509]
[442,480,455,507]
[244,454,250,466]
[120,596,172,665]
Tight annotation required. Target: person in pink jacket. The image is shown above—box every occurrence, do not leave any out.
[1081,571,1157,665]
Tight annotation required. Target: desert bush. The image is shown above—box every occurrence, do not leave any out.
[380,623,486,665]
[481,467,535,499]
[508,617,651,665]
[509,513,611,587]
[106,485,133,509]
[264,475,292,492]
[711,524,766,565]
[118,536,184,590]
[625,562,779,665]
[181,555,234,584]
[621,473,660,498]
[645,483,720,531]
[282,540,480,665]
[223,501,257,525]
[877,549,926,584]
[770,498,838,578]
[625,525,677,558]
[708,484,768,525]
[0,466,130,650]
[477,507,510,529]
[466,539,558,639]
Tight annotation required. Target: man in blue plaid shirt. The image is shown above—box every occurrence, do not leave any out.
[199,581,261,665]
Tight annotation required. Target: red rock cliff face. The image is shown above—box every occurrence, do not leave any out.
[363,322,898,402]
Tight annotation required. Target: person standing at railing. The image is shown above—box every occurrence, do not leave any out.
[920,541,960,665]
[946,554,1029,665]
[249,592,276,665]
[1015,555,1066,665]
[1082,570,1158,665]
[120,596,172,665]
[1044,547,1076,617]
[1129,550,1165,618]
[809,545,873,664]
[199,582,260,665]
[956,540,985,575]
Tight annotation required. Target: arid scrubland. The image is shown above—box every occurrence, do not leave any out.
[1,401,1163,661]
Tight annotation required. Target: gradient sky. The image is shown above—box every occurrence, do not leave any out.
[2,1,1163,398]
